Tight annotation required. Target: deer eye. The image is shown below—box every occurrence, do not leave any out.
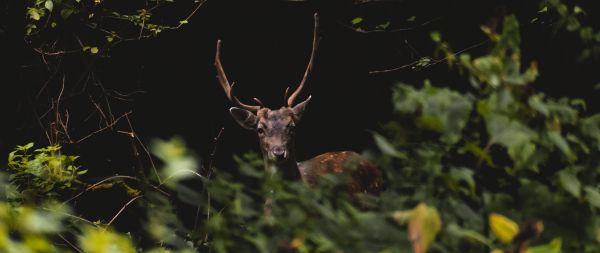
[257,128,265,134]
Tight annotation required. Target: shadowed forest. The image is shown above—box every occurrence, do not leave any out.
[2,0,600,252]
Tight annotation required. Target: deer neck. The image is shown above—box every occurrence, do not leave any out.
[262,151,302,181]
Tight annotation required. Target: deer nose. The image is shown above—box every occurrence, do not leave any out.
[272,147,287,160]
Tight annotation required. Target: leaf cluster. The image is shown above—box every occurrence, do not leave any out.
[7,143,86,203]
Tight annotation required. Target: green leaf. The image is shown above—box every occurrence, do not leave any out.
[446,223,492,247]
[460,142,495,167]
[528,94,549,116]
[90,47,99,54]
[351,17,363,25]
[527,238,561,253]
[45,0,53,11]
[430,31,441,42]
[548,131,576,161]
[486,114,537,169]
[584,186,600,208]
[558,169,581,198]
[376,21,390,30]
[372,132,406,159]
[60,8,74,19]
[393,83,473,145]
[29,8,41,21]
[581,115,600,150]
[449,167,476,196]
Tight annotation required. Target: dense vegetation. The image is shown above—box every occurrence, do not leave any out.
[3,0,600,252]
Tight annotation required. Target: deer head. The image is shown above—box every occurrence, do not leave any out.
[215,14,319,168]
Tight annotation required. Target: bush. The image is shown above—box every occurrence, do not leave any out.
[3,12,600,253]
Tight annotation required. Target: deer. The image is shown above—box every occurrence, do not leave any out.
[214,13,382,196]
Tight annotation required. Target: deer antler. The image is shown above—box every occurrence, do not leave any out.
[286,13,320,107]
[215,40,261,112]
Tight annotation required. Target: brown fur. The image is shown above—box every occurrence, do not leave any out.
[299,151,382,195]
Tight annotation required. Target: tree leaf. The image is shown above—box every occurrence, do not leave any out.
[408,203,442,253]
[446,223,492,247]
[548,131,576,161]
[558,169,581,198]
[351,17,363,25]
[584,186,600,208]
[45,0,53,11]
[372,132,406,159]
[489,213,519,244]
[526,238,561,253]
[29,8,41,20]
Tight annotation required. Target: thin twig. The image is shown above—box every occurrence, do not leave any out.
[44,208,99,227]
[32,47,80,56]
[167,0,208,30]
[158,169,206,187]
[194,127,224,231]
[338,16,443,34]
[63,175,168,205]
[58,233,84,253]
[369,39,489,74]
[124,114,162,184]
[103,195,144,231]
[88,95,108,124]
[206,127,225,178]
[76,111,132,143]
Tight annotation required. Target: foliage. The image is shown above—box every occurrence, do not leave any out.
[0,201,69,253]
[535,0,600,61]
[7,143,86,202]
[4,5,600,253]
[25,0,201,44]
[374,14,600,253]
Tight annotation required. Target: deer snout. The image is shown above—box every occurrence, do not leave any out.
[271,147,288,161]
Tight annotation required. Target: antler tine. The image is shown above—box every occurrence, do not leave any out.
[287,13,320,107]
[253,97,265,107]
[215,40,261,112]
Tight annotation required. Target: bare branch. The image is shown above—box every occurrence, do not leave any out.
[103,195,144,231]
[369,39,489,74]
[63,175,168,206]
[124,114,162,184]
[58,233,84,253]
[75,111,131,143]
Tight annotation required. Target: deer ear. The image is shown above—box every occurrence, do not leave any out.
[292,95,311,120]
[229,107,258,130]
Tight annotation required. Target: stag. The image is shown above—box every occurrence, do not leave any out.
[214,14,381,195]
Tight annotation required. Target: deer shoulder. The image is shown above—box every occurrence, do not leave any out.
[299,151,382,195]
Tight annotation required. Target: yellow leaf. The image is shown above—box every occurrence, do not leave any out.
[79,226,136,253]
[392,210,412,225]
[490,249,503,253]
[489,213,519,244]
[90,47,99,54]
[408,203,442,253]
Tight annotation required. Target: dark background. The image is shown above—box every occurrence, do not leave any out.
[1,0,599,223]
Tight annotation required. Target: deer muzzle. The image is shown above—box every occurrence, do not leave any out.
[270,147,288,162]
